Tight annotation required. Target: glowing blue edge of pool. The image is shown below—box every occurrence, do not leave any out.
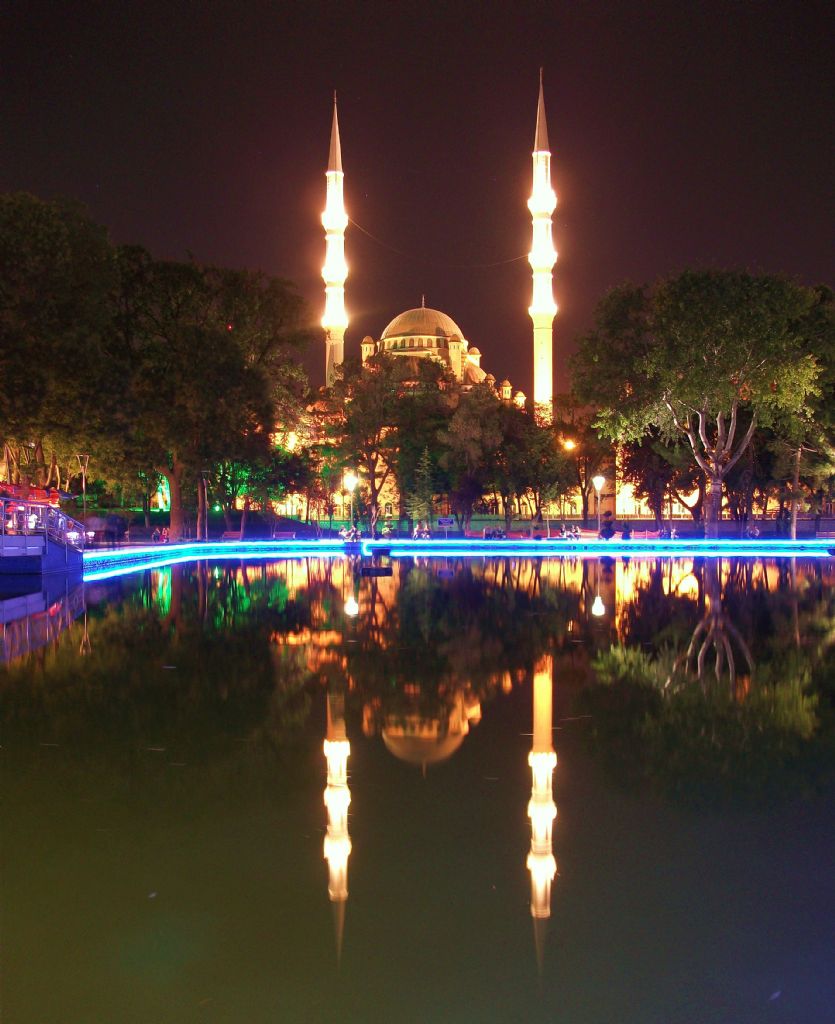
[80,537,833,582]
[82,540,345,582]
[362,538,834,557]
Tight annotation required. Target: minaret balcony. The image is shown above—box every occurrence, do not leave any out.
[322,208,348,231]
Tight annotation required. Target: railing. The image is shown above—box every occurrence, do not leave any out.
[0,497,86,555]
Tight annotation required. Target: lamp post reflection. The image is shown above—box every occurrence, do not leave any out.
[324,685,351,965]
[527,653,557,973]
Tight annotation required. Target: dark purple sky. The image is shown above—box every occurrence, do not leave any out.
[3,1,833,394]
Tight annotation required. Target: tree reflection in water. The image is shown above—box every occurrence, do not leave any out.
[1,555,832,804]
[583,556,835,803]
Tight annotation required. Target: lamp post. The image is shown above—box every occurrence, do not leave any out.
[561,439,576,524]
[343,470,358,530]
[592,474,605,536]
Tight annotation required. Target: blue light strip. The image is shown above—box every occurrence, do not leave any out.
[83,540,345,582]
[361,538,834,559]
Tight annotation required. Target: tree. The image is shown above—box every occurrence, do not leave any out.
[552,396,612,524]
[572,271,824,536]
[390,360,455,523]
[620,431,700,528]
[114,251,309,539]
[0,192,119,487]
[767,286,835,537]
[437,384,503,532]
[406,446,436,525]
[328,355,403,535]
[523,418,573,520]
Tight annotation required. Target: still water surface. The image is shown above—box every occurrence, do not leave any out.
[2,556,834,1023]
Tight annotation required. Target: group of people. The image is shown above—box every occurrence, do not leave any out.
[151,527,170,543]
[412,521,432,539]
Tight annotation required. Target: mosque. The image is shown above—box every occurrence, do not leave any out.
[320,73,558,417]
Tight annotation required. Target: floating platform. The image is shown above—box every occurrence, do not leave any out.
[0,534,83,577]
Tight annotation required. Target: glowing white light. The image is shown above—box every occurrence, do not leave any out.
[344,596,359,617]
[343,471,358,493]
[591,594,606,617]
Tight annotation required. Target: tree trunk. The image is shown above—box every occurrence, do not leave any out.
[240,496,250,539]
[222,505,234,531]
[199,476,210,540]
[790,446,801,540]
[196,481,205,542]
[158,459,185,541]
[142,493,151,529]
[703,474,723,539]
[503,495,513,533]
[46,453,59,488]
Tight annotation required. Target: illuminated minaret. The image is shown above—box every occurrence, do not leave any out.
[527,654,557,972]
[321,94,348,386]
[527,69,557,420]
[323,686,351,964]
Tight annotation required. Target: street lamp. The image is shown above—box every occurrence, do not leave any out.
[562,438,576,451]
[592,474,605,535]
[343,470,358,529]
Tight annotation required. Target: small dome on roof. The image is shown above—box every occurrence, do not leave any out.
[381,306,465,341]
[463,362,487,385]
[467,346,481,357]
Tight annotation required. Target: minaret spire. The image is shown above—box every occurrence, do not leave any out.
[322,92,348,386]
[534,68,549,152]
[527,70,557,421]
[328,91,342,172]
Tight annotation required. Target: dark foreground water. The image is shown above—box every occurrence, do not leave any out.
[2,556,834,1024]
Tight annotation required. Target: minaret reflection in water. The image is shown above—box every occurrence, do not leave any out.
[527,654,557,971]
[323,685,351,964]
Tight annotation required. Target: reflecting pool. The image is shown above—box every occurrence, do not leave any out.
[2,556,834,1023]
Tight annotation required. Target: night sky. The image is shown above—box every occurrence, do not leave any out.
[3,1,833,394]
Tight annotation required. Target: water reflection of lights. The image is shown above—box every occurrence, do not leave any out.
[528,655,557,972]
[324,689,351,964]
[591,593,606,617]
[344,596,359,617]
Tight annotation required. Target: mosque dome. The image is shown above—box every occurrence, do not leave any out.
[381,306,466,342]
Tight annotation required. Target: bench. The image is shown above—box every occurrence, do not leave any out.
[221,531,241,541]
[272,531,297,540]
